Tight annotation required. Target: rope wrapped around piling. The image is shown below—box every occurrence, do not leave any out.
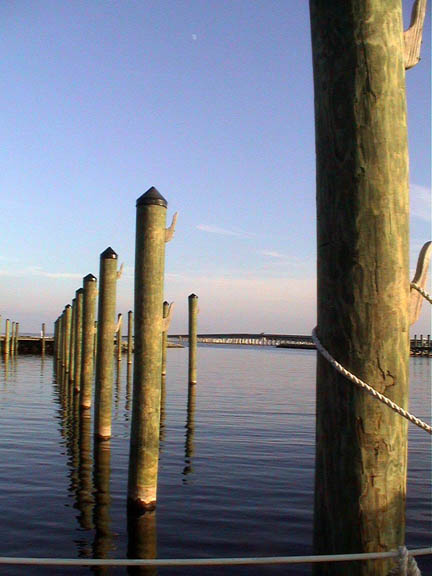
[387,546,422,576]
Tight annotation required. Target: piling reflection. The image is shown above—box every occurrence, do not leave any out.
[183,383,196,479]
[159,376,166,446]
[125,363,132,416]
[2,354,9,382]
[92,439,114,572]
[127,510,157,576]
[114,359,121,415]
[77,411,94,530]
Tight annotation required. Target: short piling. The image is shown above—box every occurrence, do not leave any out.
[116,313,123,363]
[188,294,198,384]
[11,323,16,356]
[80,274,98,410]
[74,288,84,395]
[69,300,76,381]
[127,310,133,365]
[3,318,10,356]
[41,323,46,356]
[128,187,170,512]
[64,305,72,373]
[4,319,10,357]
[161,301,169,376]
[14,322,19,355]
[94,247,119,440]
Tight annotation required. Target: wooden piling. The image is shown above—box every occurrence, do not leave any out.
[128,187,169,512]
[14,322,19,355]
[127,310,133,365]
[11,322,16,356]
[41,323,46,356]
[69,300,76,380]
[94,247,119,440]
[161,301,169,376]
[64,305,72,373]
[116,312,123,363]
[74,289,84,394]
[188,294,198,384]
[310,3,410,574]
[80,274,97,410]
[58,314,64,366]
[4,319,10,357]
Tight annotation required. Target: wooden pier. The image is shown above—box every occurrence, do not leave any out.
[2,334,430,356]
[170,333,432,356]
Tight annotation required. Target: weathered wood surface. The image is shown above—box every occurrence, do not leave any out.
[128,187,168,512]
[94,247,119,440]
[310,1,410,574]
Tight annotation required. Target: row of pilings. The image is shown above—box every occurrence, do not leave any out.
[1,317,20,356]
[53,187,198,514]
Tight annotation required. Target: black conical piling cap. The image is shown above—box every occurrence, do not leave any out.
[76,287,84,294]
[189,293,198,299]
[84,274,97,282]
[66,304,71,309]
[101,247,118,259]
[136,187,168,208]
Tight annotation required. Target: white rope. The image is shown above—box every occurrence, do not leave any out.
[411,282,432,305]
[312,328,432,435]
[0,547,430,567]
[387,546,423,576]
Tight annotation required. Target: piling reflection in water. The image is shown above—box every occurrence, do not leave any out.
[125,362,132,416]
[77,411,94,531]
[183,382,196,479]
[159,376,166,446]
[93,439,114,572]
[127,511,157,576]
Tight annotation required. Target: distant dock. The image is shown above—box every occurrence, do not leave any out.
[2,334,430,356]
[170,333,432,357]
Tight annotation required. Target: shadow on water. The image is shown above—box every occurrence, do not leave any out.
[183,382,196,481]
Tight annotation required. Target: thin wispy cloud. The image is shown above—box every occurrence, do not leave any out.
[0,267,82,279]
[196,224,253,238]
[411,184,431,222]
[258,250,286,259]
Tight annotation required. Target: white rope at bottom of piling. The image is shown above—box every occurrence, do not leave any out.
[0,547,429,567]
[311,328,432,435]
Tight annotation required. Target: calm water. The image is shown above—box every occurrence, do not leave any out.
[0,346,430,575]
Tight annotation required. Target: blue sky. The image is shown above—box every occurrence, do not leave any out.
[0,1,430,335]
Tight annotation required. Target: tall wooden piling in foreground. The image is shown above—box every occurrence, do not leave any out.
[188,294,198,384]
[4,319,10,356]
[128,187,174,512]
[309,3,410,574]
[127,310,133,365]
[161,301,169,376]
[80,274,97,410]
[94,247,119,440]
[41,323,46,356]
[74,288,84,395]
[116,313,123,363]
